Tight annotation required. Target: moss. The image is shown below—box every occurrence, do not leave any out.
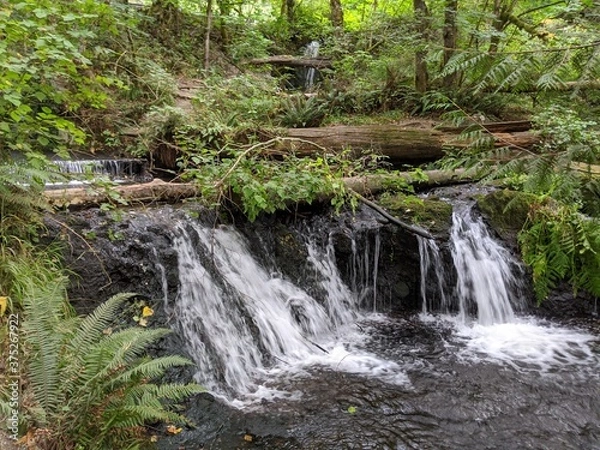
[377,193,453,235]
[476,189,536,240]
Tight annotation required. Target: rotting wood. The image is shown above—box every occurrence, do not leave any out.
[44,179,200,208]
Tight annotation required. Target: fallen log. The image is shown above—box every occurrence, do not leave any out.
[283,125,539,164]
[44,179,200,208]
[44,170,475,209]
[246,55,333,69]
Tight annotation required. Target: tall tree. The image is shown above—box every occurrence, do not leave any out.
[281,0,295,24]
[330,0,344,29]
[442,0,458,88]
[414,0,430,92]
[204,0,214,70]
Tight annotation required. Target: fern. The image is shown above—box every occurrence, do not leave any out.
[519,201,600,303]
[19,278,204,449]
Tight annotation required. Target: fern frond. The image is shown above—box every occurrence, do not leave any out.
[74,328,172,389]
[22,279,72,425]
[127,382,205,403]
[105,355,195,389]
[67,292,139,355]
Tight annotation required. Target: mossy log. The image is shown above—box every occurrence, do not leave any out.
[44,170,473,209]
[283,125,539,164]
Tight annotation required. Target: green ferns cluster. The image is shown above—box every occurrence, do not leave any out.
[1,279,202,449]
[519,201,600,303]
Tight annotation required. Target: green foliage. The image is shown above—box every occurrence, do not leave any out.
[278,95,327,128]
[519,201,600,302]
[191,74,283,129]
[3,278,203,449]
[0,0,130,157]
[180,144,353,221]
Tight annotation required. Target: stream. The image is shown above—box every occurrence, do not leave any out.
[57,191,599,449]
[153,203,599,449]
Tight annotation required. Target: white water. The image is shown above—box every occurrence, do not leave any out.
[171,221,408,404]
[419,204,598,375]
[450,208,525,325]
[303,41,320,89]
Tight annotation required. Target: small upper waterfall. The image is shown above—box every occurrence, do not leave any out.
[420,203,525,325]
[303,41,320,90]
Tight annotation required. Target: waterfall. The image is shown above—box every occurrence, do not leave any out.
[418,236,448,314]
[303,41,320,90]
[169,219,399,402]
[51,159,148,184]
[420,204,525,325]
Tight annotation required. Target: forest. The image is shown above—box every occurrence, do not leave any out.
[1,0,599,448]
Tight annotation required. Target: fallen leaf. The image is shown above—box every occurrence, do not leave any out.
[166,425,182,435]
[150,435,159,443]
[142,306,154,317]
[138,317,148,327]
[347,406,357,414]
[243,434,253,442]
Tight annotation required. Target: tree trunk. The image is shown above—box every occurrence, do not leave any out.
[330,0,344,28]
[204,0,214,71]
[413,0,430,92]
[246,55,333,69]
[283,124,539,165]
[281,0,295,23]
[442,0,458,88]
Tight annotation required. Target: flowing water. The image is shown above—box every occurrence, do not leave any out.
[49,158,148,186]
[153,206,599,450]
[303,41,320,90]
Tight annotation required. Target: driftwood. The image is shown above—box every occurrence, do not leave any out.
[246,55,333,69]
[283,125,539,165]
[44,170,474,209]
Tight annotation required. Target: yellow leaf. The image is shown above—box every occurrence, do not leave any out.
[0,296,7,316]
[244,434,254,442]
[142,306,154,317]
[150,435,159,443]
[138,318,148,327]
[166,425,182,435]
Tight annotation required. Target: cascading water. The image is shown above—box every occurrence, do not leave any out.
[450,205,525,325]
[349,228,381,311]
[62,204,599,449]
[303,41,320,90]
[419,203,524,324]
[169,219,406,403]
[49,159,149,186]
[419,201,597,376]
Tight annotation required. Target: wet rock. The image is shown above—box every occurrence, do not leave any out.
[476,189,535,247]
[376,192,453,238]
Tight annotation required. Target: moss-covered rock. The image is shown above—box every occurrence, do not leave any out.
[376,193,453,236]
[476,189,536,242]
